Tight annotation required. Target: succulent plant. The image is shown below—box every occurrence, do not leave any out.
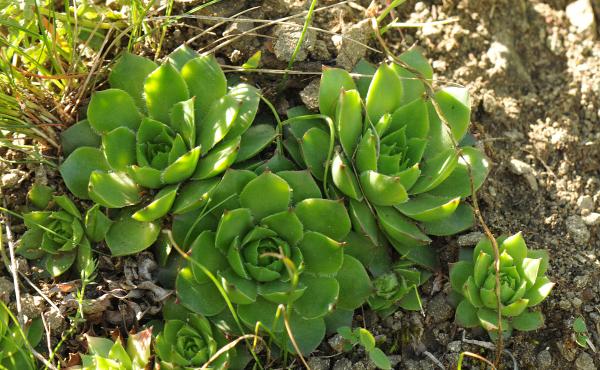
[58,46,265,255]
[449,232,554,338]
[368,260,431,317]
[285,50,490,269]
[0,305,42,370]
[80,329,152,370]
[174,170,373,355]
[155,312,233,369]
[17,190,98,277]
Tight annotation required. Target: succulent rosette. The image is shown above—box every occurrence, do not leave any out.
[368,260,431,317]
[285,49,490,269]
[17,191,100,277]
[450,232,555,338]
[81,329,152,370]
[59,45,262,223]
[155,313,230,369]
[174,170,373,355]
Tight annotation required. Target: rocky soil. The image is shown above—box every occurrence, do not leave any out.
[1,0,599,369]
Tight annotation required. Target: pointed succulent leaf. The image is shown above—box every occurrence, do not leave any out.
[236,124,277,163]
[84,204,113,242]
[170,97,196,148]
[282,312,326,356]
[132,184,179,222]
[499,232,527,264]
[299,231,343,275]
[393,49,433,105]
[197,95,240,154]
[348,199,379,245]
[52,195,81,218]
[477,307,509,333]
[171,178,219,214]
[45,251,76,277]
[215,208,253,251]
[389,98,429,139]
[181,55,228,121]
[102,127,136,171]
[319,68,356,118]
[60,147,110,199]
[258,280,307,304]
[294,275,339,319]
[189,231,228,284]
[366,63,403,125]
[220,269,258,305]
[295,199,351,240]
[238,297,283,333]
[336,255,373,310]
[332,151,362,200]
[395,194,460,222]
[353,59,376,98]
[455,299,479,328]
[177,267,226,316]
[144,63,189,124]
[254,152,296,173]
[335,89,362,157]
[28,183,53,209]
[240,172,291,220]
[88,171,141,208]
[369,348,392,370]
[518,258,541,288]
[166,44,198,71]
[224,84,261,140]
[105,215,160,256]
[428,147,490,199]
[360,171,408,206]
[523,276,555,307]
[410,148,458,194]
[355,129,378,173]
[449,261,474,293]
[501,299,529,317]
[109,53,157,110]
[301,127,330,181]
[526,249,550,277]
[208,169,257,215]
[376,206,431,245]
[277,170,322,203]
[421,202,474,236]
[434,87,470,142]
[61,119,101,156]
[473,251,493,287]
[512,311,544,331]
[87,89,141,133]
[128,165,163,189]
[192,138,238,180]
[358,328,376,351]
[261,210,304,245]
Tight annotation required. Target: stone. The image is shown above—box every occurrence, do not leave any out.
[575,352,596,370]
[335,19,371,70]
[1,171,23,189]
[20,294,45,319]
[307,357,330,370]
[388,355,402,367]
[572,297,583,309]
[328,334,345,353]
[566,215,591,245]
[44,308,66,332]
[332,358,354,370]
[447,340,462,353]
[536,350,552,369]
[0,277,13,303]
[427,294,453,324]
[577,195,594,215]
[273,23,316,62]
[582,212,600,225]
[566,0,596,38]
[457,232,485,246]
[509,158,538,191]
[299,79,320,111]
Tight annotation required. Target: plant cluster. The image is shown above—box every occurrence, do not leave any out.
[0,304,42,370]
[450,232,554,338]
[337,326,391,369]
[11,43,555,367]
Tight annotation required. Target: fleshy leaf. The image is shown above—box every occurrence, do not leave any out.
[360,171,408,206]
[87,89,141,133]
[236,124,276,163]
[167,45,198,71]
[105,215,160,256]
[132,185,179,222]
[319,68,356,118]
[421,202,474,236]
[499,232,527,264]
[215,208,253,251]
[410,148,458,194]
[294,275,339,319]
[240,172,290,220]
[335,255,372,310]
[335,89,362,158]
[295,199,351,240]
[331,151,362,200]
[348,199,379,246]
[238,297,283,333]
[197,95,240,155]
[375,206,431,246]
[523,276,554,307]
[512,311,544,331]
[365,64,403,125]
[301,127,330,181]
[428,147,490,199]
[355,129,378,173]
[171,178,219,214]
[395,194,460,222]
[28,183,53,209]
[276,170,322,203]
[261,210,304,246]
[109,53,157,110]
[144,63,189,124]
[88,171,141,208]
[84,204,113,242]
[455,299,479,327]
[103,127,136,171]
[170,97,196,148]
[389,97,429,140]
[192,139,239,180]
[224,84,261,140]
[283,312,325,356]
[61,120,101,156]
[60,147,110,199]
[181,55,227,121]
[449,260,474,293]
[434,87,470,142]
[177,267,226,317]
[297,232,342,275]
[189,231,228,284]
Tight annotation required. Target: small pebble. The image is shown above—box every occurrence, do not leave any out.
[307,357,330,370]
[572,297,583,309]
[577,195,594,214]
[447,340,462,352]
[20,294,45,319]
[457,232,485,246]
[575,351,596,370]
[0,277,14,303]
[328,334,345,353]
[566,215,591,245]
[582,212,600,225]
[536,350,552,369]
